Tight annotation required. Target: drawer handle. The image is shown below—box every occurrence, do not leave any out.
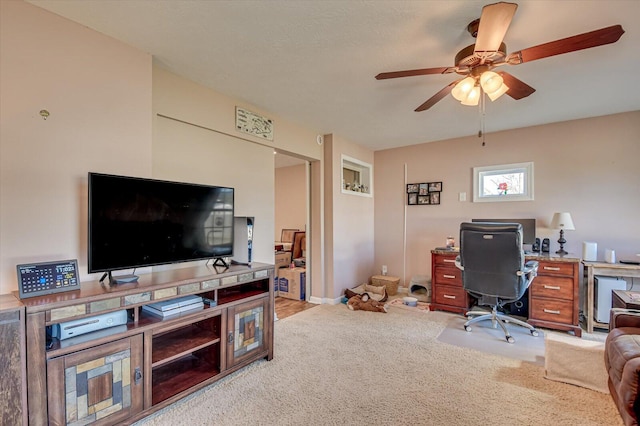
[543,285,561,290]
[443,274,456,279]
[443,259,455,263]
[543,266,561,271]
[443,294,456,299]
[543,309,561,315]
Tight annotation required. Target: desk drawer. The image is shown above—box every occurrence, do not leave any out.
[530,275,574,301]
[433,254,458,267]
[537,261,575,277]
[433,285,468,308]
[529,298,574,324]
[433,266,462,286]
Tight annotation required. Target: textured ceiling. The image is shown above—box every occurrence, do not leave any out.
[28,0,640,151]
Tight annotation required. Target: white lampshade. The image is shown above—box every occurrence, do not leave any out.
[480,71,509,101]
[480,71,503,93]
[451,76,476,101]
[550,212,575,231]
[486,82,509,101]
[460,86,480,106]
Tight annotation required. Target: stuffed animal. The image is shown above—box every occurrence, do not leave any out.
[347,293,388,313]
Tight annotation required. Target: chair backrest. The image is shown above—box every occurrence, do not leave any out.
[459,222,526,300]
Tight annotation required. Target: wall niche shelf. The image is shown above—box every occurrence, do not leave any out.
[341,154,373,197]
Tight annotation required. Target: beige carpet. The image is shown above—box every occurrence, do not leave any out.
[135,303,621,425]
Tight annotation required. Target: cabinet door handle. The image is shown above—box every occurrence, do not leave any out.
[543,266,561,271]
[227,332,234,344]
[443,295,456,299]
[543,285,561,290]
[443,259,455,263]
[134,367,142,385]
[543,309,561,315]
[443,274,456,279]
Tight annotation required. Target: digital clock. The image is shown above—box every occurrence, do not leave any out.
[17,259,80,299]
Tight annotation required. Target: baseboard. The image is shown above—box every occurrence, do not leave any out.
[308,295,343,305]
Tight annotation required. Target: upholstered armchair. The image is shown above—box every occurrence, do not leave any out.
[605,308,640,425]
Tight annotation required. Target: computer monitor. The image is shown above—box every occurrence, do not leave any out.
[471,218,536,246]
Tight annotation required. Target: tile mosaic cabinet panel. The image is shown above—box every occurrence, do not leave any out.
[234,306,264,357]
[65,349,132,424]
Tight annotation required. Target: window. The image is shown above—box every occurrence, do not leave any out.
[341,155,372,197]
[473,162,534,202]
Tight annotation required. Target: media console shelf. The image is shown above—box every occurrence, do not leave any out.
[20,262,274,425]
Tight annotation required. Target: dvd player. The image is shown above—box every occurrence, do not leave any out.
[50,309,128,340]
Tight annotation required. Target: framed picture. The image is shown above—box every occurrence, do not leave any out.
[428,182,442,192]
[429,192,441,205]
[419,183,429,195]
[406,183,418,193]
[408,193,417,205]
[417,195,430,205]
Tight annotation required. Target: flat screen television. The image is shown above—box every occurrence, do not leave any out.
[471,218,536,246]
[88,173,234,276]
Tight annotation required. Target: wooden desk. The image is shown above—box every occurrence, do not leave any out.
[583,260,640,333]
[431,250,581,336]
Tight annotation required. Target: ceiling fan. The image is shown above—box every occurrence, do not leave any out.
[375,2,624,111]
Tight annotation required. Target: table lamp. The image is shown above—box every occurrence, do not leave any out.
[550,212,575,255]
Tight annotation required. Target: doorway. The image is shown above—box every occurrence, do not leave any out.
[274,152,311,303]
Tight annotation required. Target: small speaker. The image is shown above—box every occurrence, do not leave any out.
[541,238,550,253]
[232,217,254,265]
[532,238,541,252]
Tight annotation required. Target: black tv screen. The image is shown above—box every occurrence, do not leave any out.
[88,173,234,273]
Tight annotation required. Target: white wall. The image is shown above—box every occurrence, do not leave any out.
[275,164,306,240]
[374,111,640,288]
[152,68,321,267]
[0,1,324,295]
[324,134,375,300]
[0,1,152,293]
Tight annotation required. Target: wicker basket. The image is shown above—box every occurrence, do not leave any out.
[370,275,400,296]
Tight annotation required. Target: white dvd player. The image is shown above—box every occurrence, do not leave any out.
[51,309,128,340]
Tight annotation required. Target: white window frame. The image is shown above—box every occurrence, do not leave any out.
[341,155,373,197]
[473,161,534,203]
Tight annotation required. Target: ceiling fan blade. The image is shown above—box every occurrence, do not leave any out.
[375,67,455,80]
[506,25,624,64]
[415,81,458,112]
[497,72,535,100]
[474,2,518,56]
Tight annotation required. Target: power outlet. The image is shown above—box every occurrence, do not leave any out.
[381,265,388,276]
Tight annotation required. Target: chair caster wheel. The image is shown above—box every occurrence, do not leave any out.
[464,325,471,332]
[531,330,539,337]
[506,336,515,344]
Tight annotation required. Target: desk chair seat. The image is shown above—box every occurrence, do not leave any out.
[456,222,540,344]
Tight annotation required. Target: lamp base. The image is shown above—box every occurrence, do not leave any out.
[556,229,567,255]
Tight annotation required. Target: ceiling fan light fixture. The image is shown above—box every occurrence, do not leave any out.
[486,82,509,101]
[480,71,503,93]
[460,85,480,106]
[451,76,476,101]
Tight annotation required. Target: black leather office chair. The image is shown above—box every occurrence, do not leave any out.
[455,222,540,343]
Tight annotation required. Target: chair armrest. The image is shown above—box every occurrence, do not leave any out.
[455,255,463,271]
[523,260,539,277]
[610,308,640,331]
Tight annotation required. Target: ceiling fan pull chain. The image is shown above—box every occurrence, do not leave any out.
[478,87,486,146]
